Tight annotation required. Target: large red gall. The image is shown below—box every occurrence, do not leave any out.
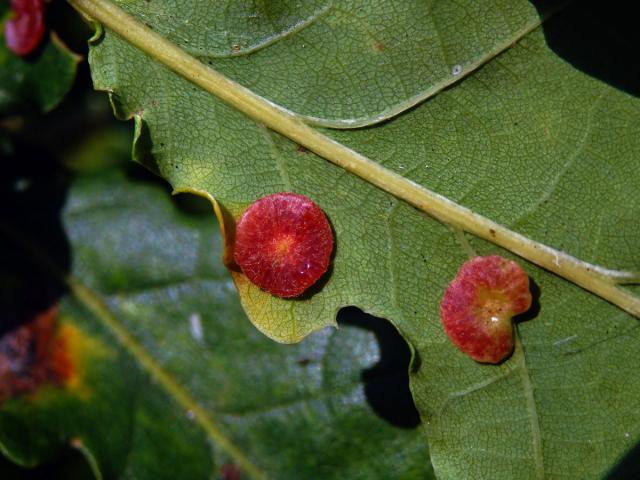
[5,0,46,57]
[440,255,532,364]
[233,193,333,298]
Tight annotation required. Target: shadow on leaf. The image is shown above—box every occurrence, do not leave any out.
[337,307,421,429]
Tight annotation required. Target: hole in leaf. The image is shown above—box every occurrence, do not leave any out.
[337,307,421,429]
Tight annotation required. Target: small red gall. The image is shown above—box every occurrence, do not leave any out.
[440,255,532,364]
[5,0,46,57]
[233,193,333,298]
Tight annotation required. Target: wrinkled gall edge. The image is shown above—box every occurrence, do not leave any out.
[440,255,532,364]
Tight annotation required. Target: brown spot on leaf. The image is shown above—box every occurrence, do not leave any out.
[0,305,74,404]
[373,41,385,52]
[70,437,84,449]
[296,144,308,154]
[220,462,241,480]
[231,44,241,53]
[489,228,496,238]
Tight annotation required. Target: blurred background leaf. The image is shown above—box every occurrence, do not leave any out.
[0,129,432,478]
[0,0,79,117]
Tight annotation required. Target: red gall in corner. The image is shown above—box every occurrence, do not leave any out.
[5,0,46,57]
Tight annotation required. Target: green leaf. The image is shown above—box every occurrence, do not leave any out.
[77,0,640,478]
[0,165,433,479]
[109,0,544,127]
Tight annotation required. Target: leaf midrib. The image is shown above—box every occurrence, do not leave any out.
[68,276,270,480]
[68,0,640,319]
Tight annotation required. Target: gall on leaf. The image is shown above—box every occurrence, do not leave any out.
[5,0,46,57]
[233,193,333,298]
[440,255,532,364]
